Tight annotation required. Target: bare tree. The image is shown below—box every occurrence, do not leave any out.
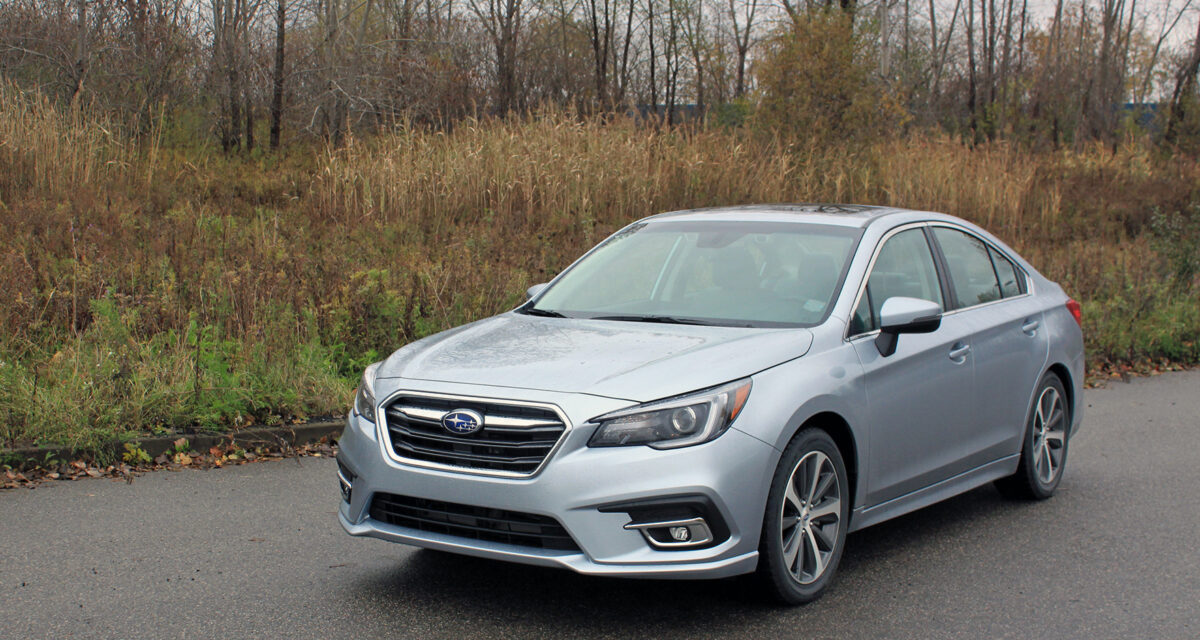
[210,0,263,151]
[467,0,527,112]
[726,0,756,97]
[1135,0,1193,103]
[270,0,286,148]
[678,0,705,114]
[1166,11,1200,142]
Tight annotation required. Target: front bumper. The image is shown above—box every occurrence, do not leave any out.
[336,382,779,579]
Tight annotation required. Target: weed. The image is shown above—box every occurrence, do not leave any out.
[122,443,152,465]
[1150,204,1200,290]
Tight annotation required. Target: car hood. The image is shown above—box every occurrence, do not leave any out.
[377,313,813,403]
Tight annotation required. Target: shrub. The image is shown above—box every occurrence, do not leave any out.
[754,12,907,146]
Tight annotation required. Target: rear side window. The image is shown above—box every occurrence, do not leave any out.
[850,229,943,334]
[988,246,1026,297]
[932,227,1002,309]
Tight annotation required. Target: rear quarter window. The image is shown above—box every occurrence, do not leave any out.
[932,227,1002,309]
[988,246,1026,297]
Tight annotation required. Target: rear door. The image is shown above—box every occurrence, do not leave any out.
[929,226,1049,467]
[850,225,977,507]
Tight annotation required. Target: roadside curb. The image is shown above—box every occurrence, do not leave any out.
[2,420,344,467]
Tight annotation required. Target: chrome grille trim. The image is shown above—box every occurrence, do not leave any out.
[392,405,562,429]
[376,390,571,478]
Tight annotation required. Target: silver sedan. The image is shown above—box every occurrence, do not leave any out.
[337,204,1084,604]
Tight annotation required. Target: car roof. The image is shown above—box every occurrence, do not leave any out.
[640,203,932,229]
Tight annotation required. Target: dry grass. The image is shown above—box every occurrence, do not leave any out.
[1,88,1197,453]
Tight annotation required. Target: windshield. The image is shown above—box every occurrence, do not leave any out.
[524,220,861,327]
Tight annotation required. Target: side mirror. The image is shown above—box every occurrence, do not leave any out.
[875,297,942,357]
[525,283,549,301]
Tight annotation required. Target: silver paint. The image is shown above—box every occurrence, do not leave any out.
[339,204,1085,578]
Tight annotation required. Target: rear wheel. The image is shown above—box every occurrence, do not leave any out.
[995,373,1070,500]
[757,428,849,605]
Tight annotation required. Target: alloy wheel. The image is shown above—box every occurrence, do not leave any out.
[779,450,843,585]
[1031,386,1066,485]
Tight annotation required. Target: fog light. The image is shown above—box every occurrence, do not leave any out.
[337,462,355,503]
[623,517,713,549]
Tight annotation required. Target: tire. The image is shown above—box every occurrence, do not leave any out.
[756,428,850,605]
[995,373,1070,500]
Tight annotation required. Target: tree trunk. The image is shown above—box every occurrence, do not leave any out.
[666,0,678,126]
[244,88,255,152]
[270,0,285,149]
[966,0,979,141]
[70,0,87,107]
[616,0,636,106]
[648,0,658,111]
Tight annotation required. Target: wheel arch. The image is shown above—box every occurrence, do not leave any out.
[1046,362,1075,422]
[794,411,859,511]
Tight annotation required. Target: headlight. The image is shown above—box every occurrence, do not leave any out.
[588,379,752,449]
[353,362,381,423]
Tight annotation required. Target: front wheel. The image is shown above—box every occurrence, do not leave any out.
[995,373,1070,500]
[756,428,849,605]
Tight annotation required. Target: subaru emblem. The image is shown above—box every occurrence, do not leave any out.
[441,409,484,435]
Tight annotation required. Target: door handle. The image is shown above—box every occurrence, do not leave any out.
[948,343,971,360]
[1021,318,1040,335]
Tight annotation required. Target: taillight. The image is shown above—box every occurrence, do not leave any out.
[1066,299,1082,327]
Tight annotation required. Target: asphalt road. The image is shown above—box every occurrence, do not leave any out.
[3,371,1198,639]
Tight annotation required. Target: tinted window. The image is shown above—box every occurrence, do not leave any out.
[850,229,943,334]
[933,228,1001,308]
[988,246,1025,297]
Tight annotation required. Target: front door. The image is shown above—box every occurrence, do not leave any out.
[848,226,977,507]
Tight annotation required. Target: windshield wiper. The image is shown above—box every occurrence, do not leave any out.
[519,307,567,318]
[590,314,723,326]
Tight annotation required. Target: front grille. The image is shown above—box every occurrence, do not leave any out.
[369,492,580,551]
[382,395,567,475]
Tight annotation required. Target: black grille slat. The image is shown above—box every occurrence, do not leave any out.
[390,441,548,467]
[387,424,560,450]
[381,504,559,536]
[369,493,580,551]
[383,395,567,475]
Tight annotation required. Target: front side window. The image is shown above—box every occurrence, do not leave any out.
[933,227,1002,309]
[527,221,860,327]
[850,228,944,335]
